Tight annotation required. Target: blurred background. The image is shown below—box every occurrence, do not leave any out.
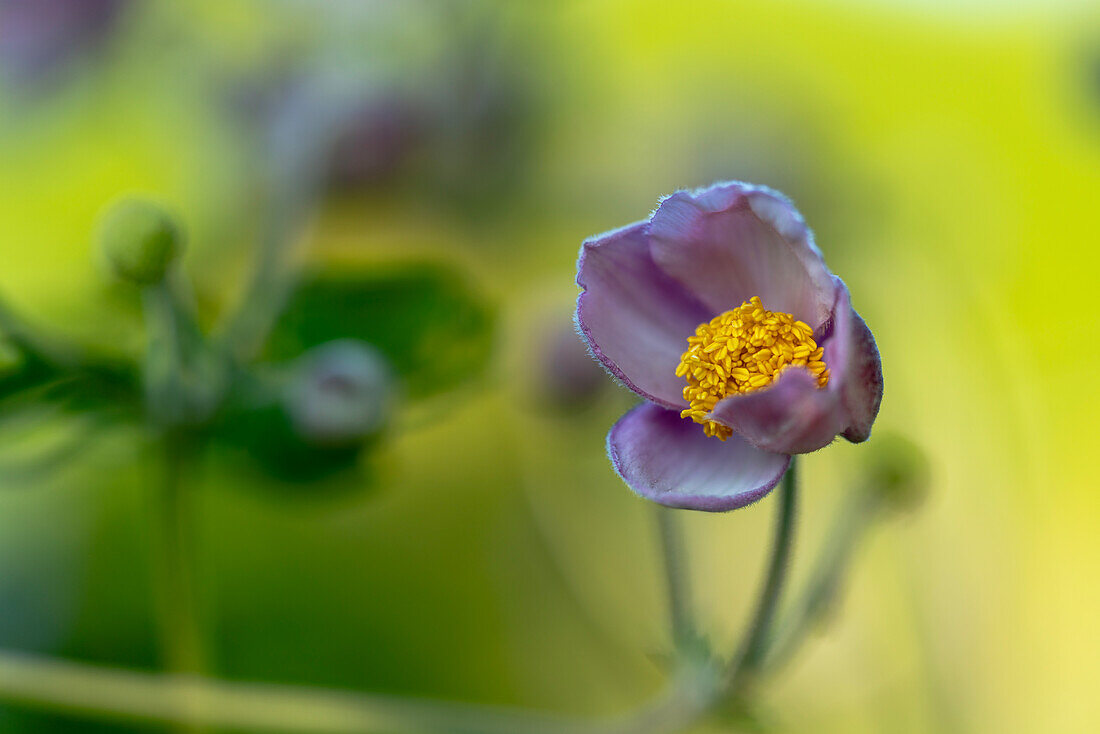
[0,0,1098,732]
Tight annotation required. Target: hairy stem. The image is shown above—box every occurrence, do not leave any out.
[730,458,799,685]
[656,507,696,652]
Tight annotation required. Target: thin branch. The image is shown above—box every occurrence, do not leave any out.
[0,650,712,734]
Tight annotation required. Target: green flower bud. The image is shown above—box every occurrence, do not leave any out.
[97,198,185,285]
[863,432,931,512]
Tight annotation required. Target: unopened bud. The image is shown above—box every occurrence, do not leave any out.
[863,432,931,512]
[540,319,608,408]
[97,198,184,285]
[283,340,394,447]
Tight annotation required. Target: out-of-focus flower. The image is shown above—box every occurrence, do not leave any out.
[97,198,185,285]
[227,0,534,217]
[576,182,882,511]
[326,94,428,189]
[283,339,394,448]
[0,0,124,88]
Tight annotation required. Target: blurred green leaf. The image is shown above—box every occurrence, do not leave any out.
[214,388,366,484]
[266,261,495,400]
[0,298,141,415]
[0,353,56,404]
[0,364,138,418]
[0,369,137,489]
[206,367,382,487]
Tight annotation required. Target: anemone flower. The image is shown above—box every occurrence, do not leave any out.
[576,182,882,511]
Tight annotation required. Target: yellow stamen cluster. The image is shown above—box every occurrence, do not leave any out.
[676,296,829,440]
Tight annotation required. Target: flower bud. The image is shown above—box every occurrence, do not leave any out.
[97,198,184,285]
[862,432,931,512]
[540,319,609,408]
[283,340,394,447]
[327,95,426,189]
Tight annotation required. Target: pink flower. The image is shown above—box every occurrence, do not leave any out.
[576,182,882,511]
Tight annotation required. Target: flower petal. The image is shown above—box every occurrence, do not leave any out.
[607,403,791,512]
[814,278,882,444]
[576,221,710,409]
[837,289,883,443]
[707,367,846,454]
[648,181,835,328]
[707,279,883,453]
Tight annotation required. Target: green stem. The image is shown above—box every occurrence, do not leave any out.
[763,487,879,672]
[142,282,182,413]
[213,200,305,362]
[142,281,209,704]
[152,434,206,678]
[0,650,712,734]
[730,458,799,684]
[215,90,354,362]
[655,507,695,653]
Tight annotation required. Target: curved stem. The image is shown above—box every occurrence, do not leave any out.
[730,458,799,684]
[655,507,695,652]
[0,650,712,734]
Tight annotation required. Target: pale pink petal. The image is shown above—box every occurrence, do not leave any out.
[648,182,835,328]
[707,367,847,454]
[576,221,710,410]
[607,403,791,512]
[837,290,883,442]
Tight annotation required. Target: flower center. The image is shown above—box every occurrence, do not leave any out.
[676,296,829,440]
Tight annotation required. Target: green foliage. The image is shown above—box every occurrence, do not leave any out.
[211,263,493,484]
[0,358,137,419]
[267,262,495,400]
[0,352,55,404]
[215,386,369,483]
